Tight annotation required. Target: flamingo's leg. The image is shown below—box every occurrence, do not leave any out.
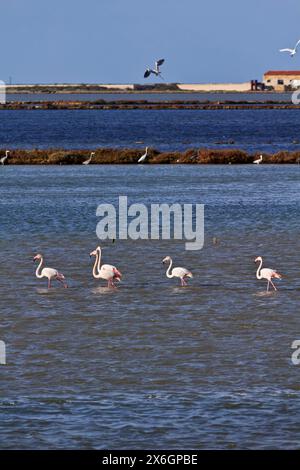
[270,279,277,291]
[56,276,68,288]
[48,279,51,289]
[266,280,270,292]
[108,279,115,288]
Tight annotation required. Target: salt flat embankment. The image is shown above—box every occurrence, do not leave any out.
[2,148,300,164]
[0,100,298,110]
[5,82,251,93]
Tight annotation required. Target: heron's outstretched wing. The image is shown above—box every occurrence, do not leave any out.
[279,48,293,53]
[144,69,151,78]
[156,58,165,67]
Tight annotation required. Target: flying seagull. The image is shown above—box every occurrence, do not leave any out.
[279,39,300,57]
[144,59,165,79]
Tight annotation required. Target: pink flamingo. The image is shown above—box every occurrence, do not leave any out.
[33,254,68,288]
[255,256,282,291]
[162,256,193,286]
[90,246,122,288]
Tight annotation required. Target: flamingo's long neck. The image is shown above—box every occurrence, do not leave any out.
[92,247,102,278]
[256,259,263,279]
[35,257,44,278]
[97,247,102,272]
[92,251,100,278]
[166,258,173,278]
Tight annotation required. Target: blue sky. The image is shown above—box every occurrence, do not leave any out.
[2,0,300,84]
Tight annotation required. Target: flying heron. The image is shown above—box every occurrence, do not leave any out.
[144,59,165,79]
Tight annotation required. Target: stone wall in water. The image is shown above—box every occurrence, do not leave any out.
[2,148,300,164]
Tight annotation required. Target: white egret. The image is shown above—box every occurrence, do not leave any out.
[0,150,10,165]
[138,147,148,163]
[83,152,95,165]
[253,154,263,164]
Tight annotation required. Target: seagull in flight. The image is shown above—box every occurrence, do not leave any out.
[144,59,165,79]
[279,39,300,57]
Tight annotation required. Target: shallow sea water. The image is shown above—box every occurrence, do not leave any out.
[0,165,300,449]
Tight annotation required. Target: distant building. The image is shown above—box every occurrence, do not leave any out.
[263,71,300,91]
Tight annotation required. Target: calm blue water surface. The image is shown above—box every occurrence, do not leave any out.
[6,92,295,102]
[0,165,300,449]
[0,109,300,153]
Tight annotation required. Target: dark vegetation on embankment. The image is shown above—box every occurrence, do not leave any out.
[1,100,300,110]
[2,148,300,164]
[6,83,181,93]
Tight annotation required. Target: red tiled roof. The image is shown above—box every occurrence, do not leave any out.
[264,70,300,76]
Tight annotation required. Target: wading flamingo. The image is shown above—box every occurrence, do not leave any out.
[0,150,10,165]
[33,254,68,288]
[255,256,282,291]
[138,147,148,163]
[253,154,263,164]
[83,152,95,165]
[90,246,122,288]
[162,256,193,286]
